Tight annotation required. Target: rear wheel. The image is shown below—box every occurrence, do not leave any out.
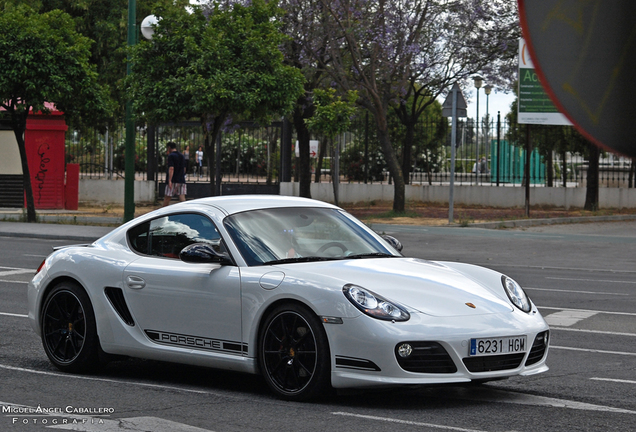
[41,281,102,373]
[259,303,330,400]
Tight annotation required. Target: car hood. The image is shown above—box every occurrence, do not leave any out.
[275,257,513,317]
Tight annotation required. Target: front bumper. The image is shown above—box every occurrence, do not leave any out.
[325,308,549,389]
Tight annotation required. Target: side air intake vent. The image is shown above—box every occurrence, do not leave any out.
[104,287,135,326]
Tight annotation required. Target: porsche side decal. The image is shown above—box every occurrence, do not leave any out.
[144,330,247,354]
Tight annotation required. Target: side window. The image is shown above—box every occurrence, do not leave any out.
[128,221,150,255]
[128,213,221,259]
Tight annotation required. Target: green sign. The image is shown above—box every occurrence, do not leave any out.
[518,39,571,125]
[519,68,559,113]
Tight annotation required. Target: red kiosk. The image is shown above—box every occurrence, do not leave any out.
[0,105,79,210]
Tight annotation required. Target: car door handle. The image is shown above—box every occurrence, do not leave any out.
[126,275,146,290]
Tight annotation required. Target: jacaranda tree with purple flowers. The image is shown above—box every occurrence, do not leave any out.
[395,1,520,184]
[291,0,519,212]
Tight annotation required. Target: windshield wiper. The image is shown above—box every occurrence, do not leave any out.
[344,252,397,259]
[263,256,341,265]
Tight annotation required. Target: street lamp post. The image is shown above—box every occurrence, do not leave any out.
[124,0,137,222]
[472,75,483,185]
[484,84,492,177]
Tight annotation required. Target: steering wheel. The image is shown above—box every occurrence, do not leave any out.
[316,242,347,256]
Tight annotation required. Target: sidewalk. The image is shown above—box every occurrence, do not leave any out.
[2,202,636,242]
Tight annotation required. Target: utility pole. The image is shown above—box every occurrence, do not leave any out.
[124,0,136,222]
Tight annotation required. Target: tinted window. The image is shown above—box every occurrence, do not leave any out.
[128,213,221,258]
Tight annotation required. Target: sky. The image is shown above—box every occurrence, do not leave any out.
[464,87,516,122]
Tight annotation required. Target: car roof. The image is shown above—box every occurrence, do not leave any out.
[178,195,340,216]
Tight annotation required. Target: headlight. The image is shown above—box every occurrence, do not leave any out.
[343,284,410,321]
[501,275,531,312]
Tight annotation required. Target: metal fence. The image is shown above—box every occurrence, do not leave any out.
[65,116,636,189]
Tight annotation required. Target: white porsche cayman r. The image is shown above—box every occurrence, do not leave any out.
[28,196,549,400]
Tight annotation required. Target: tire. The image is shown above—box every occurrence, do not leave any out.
[41,281,102,373]
[258,303,331,400]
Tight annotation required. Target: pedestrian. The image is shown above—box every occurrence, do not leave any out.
[480,156,489,174]
[183,144,190,179]
[163,141,186,206]
[195,145,204,178]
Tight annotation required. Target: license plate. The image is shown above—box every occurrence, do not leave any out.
[469,336,527,357]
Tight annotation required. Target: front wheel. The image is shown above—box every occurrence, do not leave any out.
[41,281,102,373]
[258,303,331,400]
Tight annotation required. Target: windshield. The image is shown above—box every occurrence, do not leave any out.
[223,207,400,266]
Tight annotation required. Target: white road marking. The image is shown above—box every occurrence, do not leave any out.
[334,386,636,426]
[538,306,636,317]
[591,378,636,385]
[544,310,597,326]
[332,412,487,432]
[525,287,628,296]
[513,234,564,239]
[551,346,636,357]
[551,327,636,337]
[547,277,636,284]
[49,416,213,431]
[459,388,636,415]
[0,364,219,396]
[0,312,28,318]
[0,268,34,277]
[1,401,212,432]
[0,279,28,284]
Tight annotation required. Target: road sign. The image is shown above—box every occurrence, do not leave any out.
[295,140,319,158]
[442,84,467,118]
[518,39,571,126]
[519,1,636,156]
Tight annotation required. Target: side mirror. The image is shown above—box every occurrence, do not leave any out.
[179,243,232,265]
[381,235,403,252]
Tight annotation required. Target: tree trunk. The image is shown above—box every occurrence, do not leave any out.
[201,114,226,197]
[546,151,554,187]
[401,121,415,185]
[266,129,278,186]
[561,150,567,188]
[376,126,405,212]
[584,143,600,211]
[292,108,312,198]
[315,137,327,183]
[10,111,36,222]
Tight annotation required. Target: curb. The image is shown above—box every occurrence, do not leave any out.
[467,214,636,229]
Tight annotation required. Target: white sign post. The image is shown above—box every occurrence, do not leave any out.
[442,83,468,224]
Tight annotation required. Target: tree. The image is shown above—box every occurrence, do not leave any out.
[393,1,520,183]
[279,0,335,199]
[388,96,447,185]
[507,98,601,210]
[305,88,358,204]
[300,0,518,212]
[127,0,304,195]
[0,5,111,222]
[2,0,155,127]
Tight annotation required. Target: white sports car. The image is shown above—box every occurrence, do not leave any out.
[28,196,549,400]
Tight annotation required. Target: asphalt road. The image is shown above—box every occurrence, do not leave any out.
[1,221,635,431]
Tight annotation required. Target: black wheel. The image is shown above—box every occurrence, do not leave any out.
[316,242,347,256]
[41,281,102,373]
[259,303,331,400]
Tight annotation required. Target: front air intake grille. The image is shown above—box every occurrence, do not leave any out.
[525,331,549,366]
[463,353,525,372]
[395,342,457,373]
[104,287,135,326]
